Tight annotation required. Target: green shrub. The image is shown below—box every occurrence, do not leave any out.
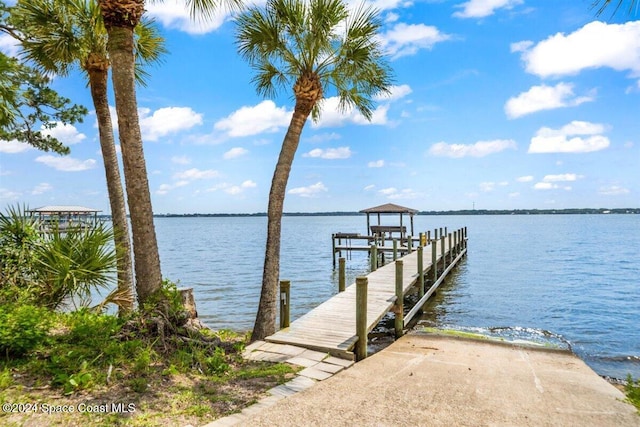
[626,375,640,412]
[0,304,52,356]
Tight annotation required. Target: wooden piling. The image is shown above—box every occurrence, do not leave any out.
[393,239,398,261]
[417,245,424,298]
[395,260,403,339]
[431,238,438,283]
[338,257,346,292]
[370,244,378,271]
[279,280,290,329]
[448,232,453,264]
[441,235,445,268]
[356,276,368,361]
[407,235,413,253]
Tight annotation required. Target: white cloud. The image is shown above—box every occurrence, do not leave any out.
[0,34,20,56]
[225,180,257,195]
[288,182,328,197]
[533,182,557,190]
[428,139,517,158]
[364,184,376,191]
[0,188,21,200]
[35,155,96,172]
[0,140,32,154]
[303,147,352,159]
[374,84,412,102]
[379,187,421,200]
[453,0,523,18]
[378,23,451,59]
[542,173,583,182]
[223,147,249,159]
[215,100,292,137]
[516,20,640,79]
[156,180,189,195]
[517,175,534,182]
[140,107,203,142]
[599,185,630,195]
[313,97,389,128]
[505,83,594,119]
[40,122,86,145]
[31,182,53,195]
[173,168,220,180]
[368,160,385,168]
[508,192,520,197]
[528,121,610,153]
[146,0,229,35]
[510,40,533,53]
[171,155,191,165]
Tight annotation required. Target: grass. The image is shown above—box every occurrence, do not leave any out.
[625,375,640,412]
[0,310,300,426]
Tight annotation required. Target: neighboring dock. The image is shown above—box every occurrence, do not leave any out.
[264,226,467,360]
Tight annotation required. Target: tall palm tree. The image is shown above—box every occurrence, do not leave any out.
[97,0,240,308]
[236,0,393,341]
[11,0,166,312]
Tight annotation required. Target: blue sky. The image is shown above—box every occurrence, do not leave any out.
[1,0,639,214]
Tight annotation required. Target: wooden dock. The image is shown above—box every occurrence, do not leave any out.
[266,228,467,360]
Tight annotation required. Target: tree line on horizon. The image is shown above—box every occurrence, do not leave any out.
[1,0,635,340]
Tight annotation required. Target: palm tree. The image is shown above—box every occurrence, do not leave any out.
[236,0,393,341]
[11,0,166,312]
[97,0,240,309]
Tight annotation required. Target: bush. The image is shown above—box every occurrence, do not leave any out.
[626,375,640,412]
[0,304,52,356]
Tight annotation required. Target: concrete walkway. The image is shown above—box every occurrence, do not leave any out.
[207,332,639,427]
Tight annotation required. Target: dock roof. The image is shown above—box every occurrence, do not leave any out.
[30,205,101,214]
[359,203,418,214]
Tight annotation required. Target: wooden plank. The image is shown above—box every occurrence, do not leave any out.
[265,232,464,358]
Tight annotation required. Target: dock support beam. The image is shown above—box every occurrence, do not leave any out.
[279,280,290,329]
[338,258,346,292]
[370,244,378,271]
[356,277,368,361]
[393,239,398,261]
[431,238,438,283]
[417,245,424,298]
[395,260,403,339]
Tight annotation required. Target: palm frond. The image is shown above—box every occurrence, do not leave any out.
[134,17,169,86]
[592,0,640,17]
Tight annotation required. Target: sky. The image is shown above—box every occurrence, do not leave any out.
[1,0,639,214]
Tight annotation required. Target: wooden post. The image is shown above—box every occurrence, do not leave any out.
[454,230,458,257]
[332,234,336,268]
[448,232,452,264]
[395,260,403,339]
[393,239,398,261]
[440,235,445,268]
[431,238,438,283]
[419,232,425,247]
[407,235,413,253]
[279,280,290,329]
[427,230,431,242]
[434,228,438,240]
[417,245,424,298]
[370,244,378,271]
[356,277,368,361]
[338,257,346,292]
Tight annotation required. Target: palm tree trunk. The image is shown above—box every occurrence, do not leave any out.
[106,25,163,305]
[251,109,309,342]
[88,60,134,313]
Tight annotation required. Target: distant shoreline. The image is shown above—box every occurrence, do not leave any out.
[125,208,640,218]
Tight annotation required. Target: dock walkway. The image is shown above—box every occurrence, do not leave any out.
[266,233,465,359]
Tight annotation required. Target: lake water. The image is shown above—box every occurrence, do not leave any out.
[154,214,639,380]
